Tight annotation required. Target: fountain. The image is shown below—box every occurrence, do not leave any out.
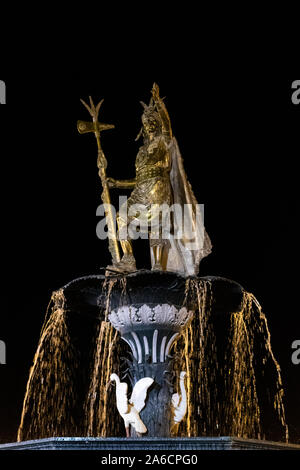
[11,272,289,448]
[1,84,298,451]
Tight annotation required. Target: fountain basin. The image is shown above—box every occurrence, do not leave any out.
[60,270,245,320]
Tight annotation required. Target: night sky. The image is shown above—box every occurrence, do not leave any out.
[0,71,299,444]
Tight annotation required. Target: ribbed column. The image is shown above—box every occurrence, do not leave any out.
[108,303,194,437]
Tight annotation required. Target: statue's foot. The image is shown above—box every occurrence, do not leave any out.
[107,254,137,274]
[152,263,163,271]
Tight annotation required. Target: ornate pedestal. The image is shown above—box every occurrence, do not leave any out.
[108,304,193,436]
[103,271,242,437]
[102,271,195,437]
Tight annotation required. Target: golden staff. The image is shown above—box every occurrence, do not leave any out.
[77,96,121,264]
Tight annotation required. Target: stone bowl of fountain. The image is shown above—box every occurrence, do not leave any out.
[61,270,245,320]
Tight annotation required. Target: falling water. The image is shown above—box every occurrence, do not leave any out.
[84,321,121,436]
[84,276,130,437]
[18,290,81,441]
[18,277,288,442]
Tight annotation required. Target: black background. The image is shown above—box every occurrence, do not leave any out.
[0,70,299,445]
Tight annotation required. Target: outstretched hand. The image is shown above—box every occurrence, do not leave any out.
[106,177,116,188]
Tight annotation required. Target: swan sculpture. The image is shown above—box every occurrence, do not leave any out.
[172,371,187,424]
[110,373,154,437]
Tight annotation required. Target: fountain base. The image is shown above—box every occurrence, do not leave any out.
[0,437,299,450]
[17,270,289,442]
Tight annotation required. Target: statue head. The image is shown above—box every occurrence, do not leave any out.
[142,112,160,135]
[136,98,162,141]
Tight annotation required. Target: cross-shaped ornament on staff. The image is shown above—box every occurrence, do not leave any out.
[78,96,121,264]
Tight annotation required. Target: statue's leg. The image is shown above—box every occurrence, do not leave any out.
[150,232,169,271]
[151,245,163,270]
[149,202,171,270]
[117,212,133,256]
[119,239,134,256]
[115,212,136,271]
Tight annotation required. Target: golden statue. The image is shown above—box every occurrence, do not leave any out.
[78,84,212,276]
[107,83,173,271]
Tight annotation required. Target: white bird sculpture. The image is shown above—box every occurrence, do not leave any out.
[172,371,187,425]
[110,373,154,437]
